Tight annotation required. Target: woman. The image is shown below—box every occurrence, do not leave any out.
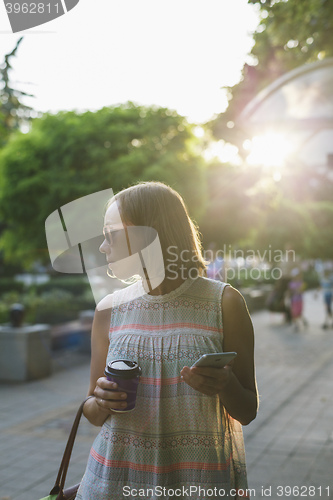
[77,181,258,499]
[288,269,306,331]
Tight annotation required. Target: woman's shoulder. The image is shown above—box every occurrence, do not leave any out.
[96,293,114,312]
[96,281,144,311]
[221,284,247,310]
[190,276,229,299]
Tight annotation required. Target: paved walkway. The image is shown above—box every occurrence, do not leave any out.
[1,290,333,499]
[243,290,333,498]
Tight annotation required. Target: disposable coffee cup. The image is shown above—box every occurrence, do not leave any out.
[104,359,142,412]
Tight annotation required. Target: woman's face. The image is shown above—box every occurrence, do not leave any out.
[100,201,163,282]
[99,202,153,280]
[99,202,137,279]
[100,202,131,260]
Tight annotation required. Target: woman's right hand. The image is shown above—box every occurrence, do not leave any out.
[93,377,128,412]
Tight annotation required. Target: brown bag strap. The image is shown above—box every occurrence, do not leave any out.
[49,395,94,499]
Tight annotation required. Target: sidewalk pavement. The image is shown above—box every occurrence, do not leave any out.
[1,290,333,500]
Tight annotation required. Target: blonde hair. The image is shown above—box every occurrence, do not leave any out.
[107,181,207,278]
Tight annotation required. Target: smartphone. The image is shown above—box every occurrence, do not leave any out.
[191,352,237,368]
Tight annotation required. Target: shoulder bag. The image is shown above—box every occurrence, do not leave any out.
[40,395,94,500]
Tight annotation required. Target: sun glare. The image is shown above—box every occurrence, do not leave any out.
[245,132,293,168]
[203,140,241,164]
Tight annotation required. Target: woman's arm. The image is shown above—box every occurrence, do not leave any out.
[180,285,258,425]
[82,304,129,426]
[218,285,258,424]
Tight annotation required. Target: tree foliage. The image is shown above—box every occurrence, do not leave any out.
[0,103,206,266]
[213,0,333,140]
[249,0,333,68]
[200,162,261,249]
[0,37,35,146]
[210,0,333,259]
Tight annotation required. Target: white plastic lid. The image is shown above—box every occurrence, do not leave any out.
[111,360,135,370]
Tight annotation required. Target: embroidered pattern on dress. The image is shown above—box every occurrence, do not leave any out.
[100,427,225,450]
[113,297,221,314]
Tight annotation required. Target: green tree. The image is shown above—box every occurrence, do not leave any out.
[210,0,333,259]
[0,103,206,266]
[248,0,333,71]
[213,0,333,146]
[200,162,261,249]
[0,37,35,145]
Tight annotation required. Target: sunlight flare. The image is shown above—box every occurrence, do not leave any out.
[245,132,293,168]
[203,140,241,164]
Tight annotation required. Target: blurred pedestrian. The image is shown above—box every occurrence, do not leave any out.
[321,270,333,329]
[206,241,225,281]
[265,277,292,324]
[288,269,307,331]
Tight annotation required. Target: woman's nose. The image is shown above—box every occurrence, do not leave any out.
[99,239,108,254]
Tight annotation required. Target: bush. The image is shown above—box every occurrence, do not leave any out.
[0,280,95,325]
[0,278,26,296]
[0,290,21,324]
[0,301,9,323]
[23,288,94,324]
[303,268,320,289]
[34,276,91,296]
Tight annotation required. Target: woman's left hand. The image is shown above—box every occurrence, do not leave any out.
[180,363,234,397]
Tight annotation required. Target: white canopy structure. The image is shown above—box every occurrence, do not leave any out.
[238,58,333,176]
